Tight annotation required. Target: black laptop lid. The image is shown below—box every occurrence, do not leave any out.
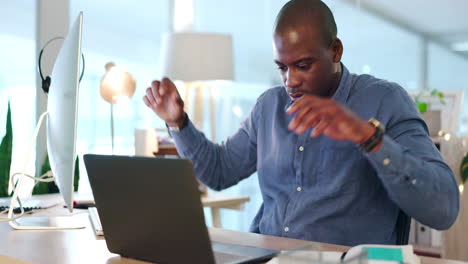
[84,154,215,264]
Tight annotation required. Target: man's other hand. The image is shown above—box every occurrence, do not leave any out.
[143,77,186,127]
[286,95,375,145]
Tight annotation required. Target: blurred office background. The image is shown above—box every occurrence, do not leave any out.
[1,0,468,260]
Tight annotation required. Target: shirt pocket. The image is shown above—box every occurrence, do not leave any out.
[316,140,365,195]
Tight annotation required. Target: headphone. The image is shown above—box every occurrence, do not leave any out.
[38,36,85,94]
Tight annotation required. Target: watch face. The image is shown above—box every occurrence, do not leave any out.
[369,118,385,131]
[369,118,380,127]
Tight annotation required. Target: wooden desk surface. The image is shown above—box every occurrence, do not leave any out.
[0,213,466,264]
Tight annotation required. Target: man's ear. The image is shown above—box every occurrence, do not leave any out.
[331,38,343,63]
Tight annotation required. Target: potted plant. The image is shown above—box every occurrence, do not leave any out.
[414,89,445,114]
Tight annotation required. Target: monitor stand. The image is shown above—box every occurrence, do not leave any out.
[7,112,85,230]
[10,216,85,230]
[7,175,86,230]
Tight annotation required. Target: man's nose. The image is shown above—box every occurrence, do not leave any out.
[285,69,300,88]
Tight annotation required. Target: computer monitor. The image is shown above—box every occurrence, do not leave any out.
[8,12,84,230]
[46,11,82,213]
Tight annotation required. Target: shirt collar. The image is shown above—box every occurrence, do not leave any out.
[283,63,351,111]
[332,63,351,105]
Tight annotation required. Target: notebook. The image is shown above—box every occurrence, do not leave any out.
[84,154,278,264]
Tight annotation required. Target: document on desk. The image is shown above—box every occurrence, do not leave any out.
[267,244,420,264]
[267,250,343,264]
[0,255,34,264]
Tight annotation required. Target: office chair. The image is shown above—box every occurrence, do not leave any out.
[395,210,411,245]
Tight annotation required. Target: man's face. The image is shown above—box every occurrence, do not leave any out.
[273,24,341,101]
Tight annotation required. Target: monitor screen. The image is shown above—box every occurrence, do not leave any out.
[46,12,83,212]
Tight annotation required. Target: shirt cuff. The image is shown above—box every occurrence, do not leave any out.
[168,118,203,157]
[363,135,410,184]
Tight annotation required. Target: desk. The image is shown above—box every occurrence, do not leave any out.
[201,191,250,228]
[0,213,466,264]
[153,145,179,156]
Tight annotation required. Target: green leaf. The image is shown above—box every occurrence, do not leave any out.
[461,153,468,184]
[0,101,13,197]
[418,102,428,114]
[74,156,80,192]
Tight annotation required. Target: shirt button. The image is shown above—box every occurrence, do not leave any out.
[284,227,289,232]
[299,146,304,152]
[412,179,417,185]
[383,158,391,165]
[296,187,302,192]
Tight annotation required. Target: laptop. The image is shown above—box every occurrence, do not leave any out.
[84,154,278,264]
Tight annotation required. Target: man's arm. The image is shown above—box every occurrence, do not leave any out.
[143,77,261,190]
[286,88,459,230]
[364,89,459,230]
[169,112,259,190]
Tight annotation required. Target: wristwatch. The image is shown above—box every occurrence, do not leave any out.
[360,118,385,152]
[166,113,188,133]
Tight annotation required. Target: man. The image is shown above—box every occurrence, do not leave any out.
[143,0,459,246]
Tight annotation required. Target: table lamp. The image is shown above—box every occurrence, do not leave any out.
[160,32,234,140]
[100,62,136,152]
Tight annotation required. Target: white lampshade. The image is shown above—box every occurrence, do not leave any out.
[160,32,234,82]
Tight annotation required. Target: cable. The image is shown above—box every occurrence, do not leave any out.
[1,111,50,223]
[0,171,53,220]
[1,173,54,222]
[9,171,54,192]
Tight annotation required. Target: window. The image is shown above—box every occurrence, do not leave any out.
[0,1,36,184]
[428,42,468,135]
[328,0,421,91]
[70,0,171,193]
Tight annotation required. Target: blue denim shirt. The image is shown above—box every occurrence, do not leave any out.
[170,65,459,246]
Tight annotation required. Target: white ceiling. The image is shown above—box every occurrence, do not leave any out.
[345,0,468,55]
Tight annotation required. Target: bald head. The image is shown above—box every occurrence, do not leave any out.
[274,0,337,46]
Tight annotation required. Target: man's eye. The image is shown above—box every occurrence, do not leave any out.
[277,65,287,71]
[297,64,310,70]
